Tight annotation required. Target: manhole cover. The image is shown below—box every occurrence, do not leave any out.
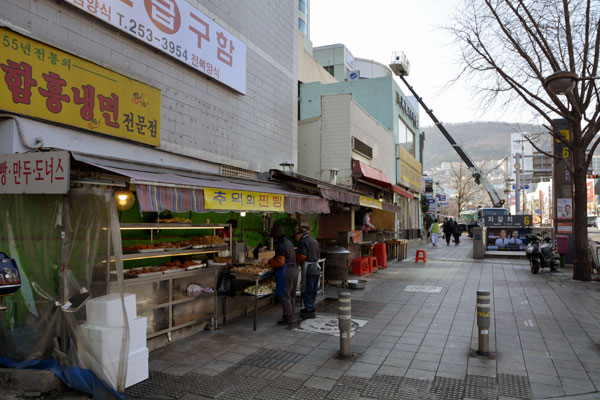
[404,285,442,293]
[293,314,367,336]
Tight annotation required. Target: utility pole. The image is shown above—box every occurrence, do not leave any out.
[515,153,521,215]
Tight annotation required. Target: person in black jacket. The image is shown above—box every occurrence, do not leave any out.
[452,222,461,246]
[443,218,454,246]
[295,225,320,320]
[263,224,298,325]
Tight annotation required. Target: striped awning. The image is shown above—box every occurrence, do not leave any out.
[320,188,360,205]
[136,184,329,214]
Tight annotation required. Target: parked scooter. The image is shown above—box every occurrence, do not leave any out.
[525,234,559,274]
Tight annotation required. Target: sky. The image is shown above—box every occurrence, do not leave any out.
[309,0,538,127]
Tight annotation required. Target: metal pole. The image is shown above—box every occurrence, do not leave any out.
[515,153,521,214]
[476,290,491,356]
[338,292,352,359]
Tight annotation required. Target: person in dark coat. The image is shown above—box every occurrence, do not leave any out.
[452,222,461,245]
[443,218,454,246]
[295,225,320,320]
[264,224,298,325]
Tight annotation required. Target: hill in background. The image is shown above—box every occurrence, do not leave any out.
[422,121,544,170]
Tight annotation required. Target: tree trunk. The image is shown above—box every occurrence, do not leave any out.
[572,145,591,281]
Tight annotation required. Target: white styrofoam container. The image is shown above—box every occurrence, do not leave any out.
[81,317,147,362]
[86,293,136,326]
[104,347,149,389]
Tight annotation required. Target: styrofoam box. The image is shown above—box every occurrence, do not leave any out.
[86,293,136,326]
[104,347,149,389]
[81,317,147,362]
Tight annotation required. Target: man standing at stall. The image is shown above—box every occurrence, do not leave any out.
[264,224,298,325]
[294,225,320,320]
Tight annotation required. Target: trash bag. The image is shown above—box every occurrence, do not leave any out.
[217,272,236,297]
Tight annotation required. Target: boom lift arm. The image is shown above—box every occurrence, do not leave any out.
[394,73,505,208]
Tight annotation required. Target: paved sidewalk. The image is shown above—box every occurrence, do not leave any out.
[125,237,600,399]
[31,238,584,400]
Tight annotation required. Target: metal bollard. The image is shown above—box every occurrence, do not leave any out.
[476,290,491,356]
[338,292,352,359]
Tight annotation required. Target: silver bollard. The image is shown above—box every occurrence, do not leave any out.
[476,290,491,356]
[338,292,352,359]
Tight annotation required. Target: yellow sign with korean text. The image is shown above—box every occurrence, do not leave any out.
[0,27,161,146]
[396,144,423,192]
[359,196,383,210]
[204,188,285,212]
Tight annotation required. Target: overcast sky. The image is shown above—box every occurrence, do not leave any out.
[309,0,539,127]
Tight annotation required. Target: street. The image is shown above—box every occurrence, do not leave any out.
[119,236,600,400]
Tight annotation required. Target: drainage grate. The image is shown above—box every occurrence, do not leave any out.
[429,376,464,400]
[326,385,362,400]
[497,373,532,399]
[292,386,329,400]
[337,375,370,389]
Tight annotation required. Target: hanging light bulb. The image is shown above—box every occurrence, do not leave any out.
[114,189,135,211]
[240,211,247,217]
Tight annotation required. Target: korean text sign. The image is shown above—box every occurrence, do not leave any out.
[0,27,161,146]
[0,151,69,194]
[65,0,247,94]
[484,215,532,228]
[359,196,383,210]
[204,188,284,212]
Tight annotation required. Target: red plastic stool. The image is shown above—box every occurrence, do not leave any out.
[352,257,370,277]
[368,257,378,273]
[374,243,387,269]
[415,250,427,263]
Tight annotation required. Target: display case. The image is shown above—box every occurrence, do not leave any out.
[101,223,231,341]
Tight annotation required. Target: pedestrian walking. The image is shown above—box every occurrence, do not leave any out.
[443,218,454,246]
[294,225,320,320]
[263,224,298,325]
[429,219,440,246]
[452,222,461,246]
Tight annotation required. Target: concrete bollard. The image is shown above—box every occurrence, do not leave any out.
[338,292,352,359]
[476,290,491,356]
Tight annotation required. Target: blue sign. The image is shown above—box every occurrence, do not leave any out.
[427,198,436,204]
[438,195,447,201]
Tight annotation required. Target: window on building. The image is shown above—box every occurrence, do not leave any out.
[299,0,307,14]
[323,65,334,76]
[298,18,307,35]
[398,117,415,156]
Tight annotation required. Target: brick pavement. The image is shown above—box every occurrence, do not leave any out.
[126,236,600,399]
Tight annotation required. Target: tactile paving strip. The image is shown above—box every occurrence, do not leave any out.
[395,377,432,400]
[253,385,295,400]
[371,374,403,385]
[497,373,532,399]
[465,375,496,388]
[336,375,370,389]
[429,376,464,400]
[267,375,306,390]
[326,385,362,400]
[292,386,329,400]
[361,381,398,399]
[125,370,186,399]
[463,384,496,400]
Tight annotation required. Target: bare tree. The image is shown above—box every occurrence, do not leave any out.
[449,161,487,213]
[450,0,600,280]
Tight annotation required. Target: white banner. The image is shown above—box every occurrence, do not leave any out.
[65,0,247,94]
[0,151,70,194]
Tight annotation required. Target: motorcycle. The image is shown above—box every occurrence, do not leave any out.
[525,234,559,274]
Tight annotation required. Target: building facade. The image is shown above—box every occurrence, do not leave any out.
[1,0,298,175]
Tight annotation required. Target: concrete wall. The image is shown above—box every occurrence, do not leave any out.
[320,94,395,187]
[1,0,298,173]
[297,117,322,179]
[298,32,337,84]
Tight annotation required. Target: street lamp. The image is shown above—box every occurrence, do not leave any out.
[544,71,600,95]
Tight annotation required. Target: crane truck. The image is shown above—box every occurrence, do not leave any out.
[388,52,506,209]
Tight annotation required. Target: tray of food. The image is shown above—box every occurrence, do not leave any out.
[243,278,275,296]
[158,217,191,223]
[230,264,272,276]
